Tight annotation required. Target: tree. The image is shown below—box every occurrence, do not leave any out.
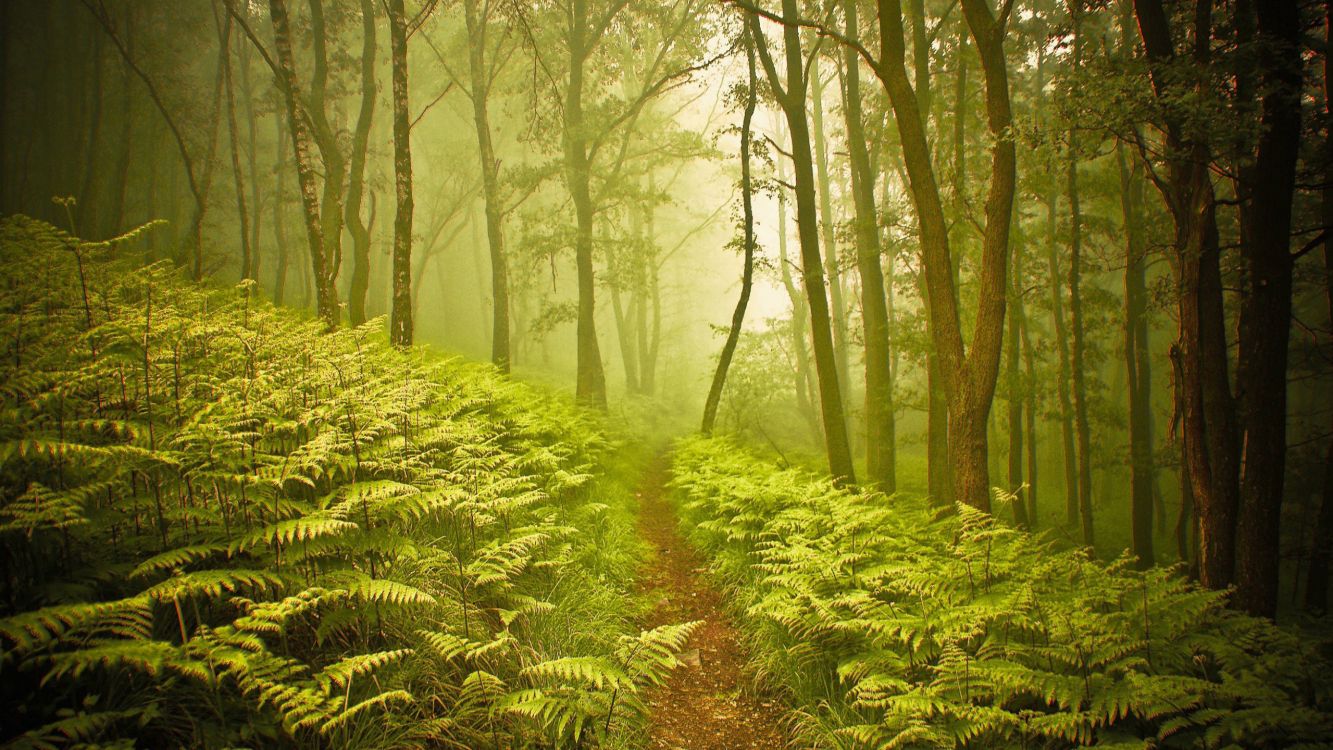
[387,0,414,347]
[702,25,758,435]
[871,0,1017,510]
[1231,0,1302,618]
[1134,0,1240,591]
[1066,0,1093,547]
[748,0,857,484]
[463,0,513,372]
[263,0,342,330]
[345,0,378,327]
[842,0,895,491]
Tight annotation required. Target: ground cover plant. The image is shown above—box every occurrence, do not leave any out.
[670,435,1333,749]
[0,216,696,749]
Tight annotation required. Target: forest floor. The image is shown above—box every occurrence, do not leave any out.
[636,453,794,750]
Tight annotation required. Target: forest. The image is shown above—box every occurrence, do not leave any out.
[1,0,1332,747]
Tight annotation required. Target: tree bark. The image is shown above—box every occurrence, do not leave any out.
[272,113,290,306]
[842,0,894,490]
[1233,0,1300,618]
[464,0,512,373]
[268,0,340,330]
[1036,48,1079,527]
[873,0,1015,509]
[750,3,856,484]
[810,59,852,408]
[216,2,252,281]
[1135,0,1240,591]
[777,150,822,445]
[1306,0,1333,614]
[1119,141,1155,568]
[346,0,377,326]
[566,0,607,408]
[702,26,757,435]
[387,0,414,347]
[1065,1,1094,547]
[1006,225,1028,528]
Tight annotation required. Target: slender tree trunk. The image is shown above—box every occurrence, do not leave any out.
[1006,229,1028,528]
[566,0,607,408]
[239,42,263,283]
[842,0,894,490]
[387,0,413,347]
[873,0,1015,509]
[906,0,947,506]
[1307,0,1333,614]
[640,187,662,394]
[750,2,856,484]
[346,0,377,326]
[810,60,851,406]
[702,27,757,435]
[464,0,511,372]
[610,281,640,391]
[777,153,822,444]
[1119,141,1155,568]
[1136,0,1240,592]
[1065,3,1094,547]
[216,2,251,281]
[268,0,340,329]
[272,113,289,306]
[1021,305,1039,527]
[1233,0,1300,618]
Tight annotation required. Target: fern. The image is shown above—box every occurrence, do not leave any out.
[670,436,1333,750]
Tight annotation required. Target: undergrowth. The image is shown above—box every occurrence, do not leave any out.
[669,435,1333,749]
[0,215,694,749]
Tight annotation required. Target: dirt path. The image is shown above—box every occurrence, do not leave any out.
[635,453,792,750]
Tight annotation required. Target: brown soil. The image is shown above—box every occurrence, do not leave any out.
[635,453,792,750]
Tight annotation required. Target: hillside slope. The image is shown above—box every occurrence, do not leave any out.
[0,216,692,749]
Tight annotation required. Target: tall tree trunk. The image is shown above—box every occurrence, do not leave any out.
[810,60,852,407]
[702,26,757,435]
[873,0,1015,509]
[1037,49,1079,527]
[1021,303,1039,527]
[566,0,607,408]
[387,0,413,347]
[239,41,263,283]
[1306,0,1333,614]
[1119,141,1155,568]
[610,281,640,392]
[638,191,661,395]
[267,0,340,329]
[216,2,252,281]
[777,151,822,444]
[1006,227,1028,528]
[842,0,894,490]
[1066,2,1094,547]
[1136,0,1240,592]
[750,2,856,484]
[1233,0,1300,618]
[272,113,290,306]
[464,0,511,372]
[346,0,377,326]
[906,0,948,506]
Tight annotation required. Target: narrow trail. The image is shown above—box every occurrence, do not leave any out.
[635,453,792,750]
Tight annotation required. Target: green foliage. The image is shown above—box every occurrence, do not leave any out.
[0,216,690,749]
[670,436,1333,749]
